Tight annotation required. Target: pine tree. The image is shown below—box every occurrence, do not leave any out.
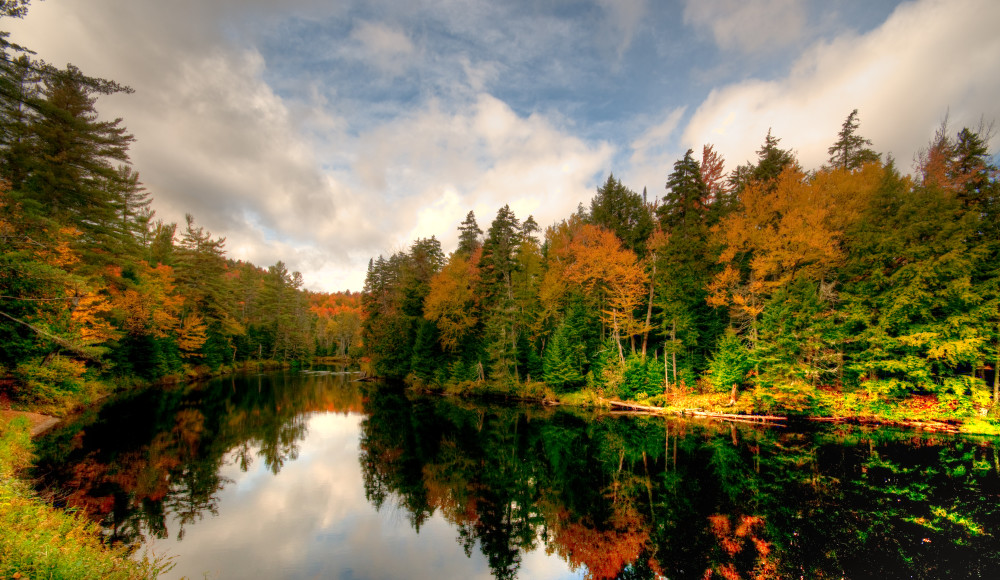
[730,129,796,193]
[827,109,879,171]
[457,210,483,256]
[19,65,135,254]
[589,173,654,257]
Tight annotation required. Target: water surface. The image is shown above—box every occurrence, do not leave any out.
[34,369,1000,579]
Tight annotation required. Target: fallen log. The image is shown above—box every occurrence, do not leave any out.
[604,399,787,425]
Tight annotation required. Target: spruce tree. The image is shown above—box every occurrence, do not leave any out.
[589,173,654,257]
[457,210,483,256]
[827,109,879,171]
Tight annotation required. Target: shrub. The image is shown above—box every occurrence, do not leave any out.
[12,356,99,409]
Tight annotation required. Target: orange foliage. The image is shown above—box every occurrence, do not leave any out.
[549,504,650,580]
[177,312,208,357]
[71,291,119,345]
[709,165,884,340]
[561,224,649,340]
[109,262,183,339]
[701,144,728,204]
[308,290,363,319]
[704,514,778,580]
[424,249,481,351]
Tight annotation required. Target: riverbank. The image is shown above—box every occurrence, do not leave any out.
[0,358,324,577]
[405,378,1000,435]
[0,416,169,579]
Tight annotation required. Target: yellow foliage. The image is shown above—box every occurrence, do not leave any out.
[177,312,208,357]
[71,292,119,345]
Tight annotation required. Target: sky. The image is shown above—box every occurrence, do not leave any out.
[6,0,1000,292]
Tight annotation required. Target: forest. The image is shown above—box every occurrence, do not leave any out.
[0,1,359,413]
[362,112,1000,425]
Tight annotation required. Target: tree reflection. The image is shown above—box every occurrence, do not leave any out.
[32,367,364,548]
[33,374,1000,578]
[358,390,1000,579]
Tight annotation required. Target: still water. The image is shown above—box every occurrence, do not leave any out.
[33,368,1000,579]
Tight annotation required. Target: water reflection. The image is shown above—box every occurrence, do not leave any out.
[34,371,1000,579]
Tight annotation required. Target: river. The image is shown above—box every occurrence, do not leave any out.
[32,367,1000,579]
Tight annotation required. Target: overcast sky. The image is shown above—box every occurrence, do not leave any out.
[7,0,1000,291]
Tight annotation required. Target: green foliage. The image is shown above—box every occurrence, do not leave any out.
[589,173,654,257]
[708,330,751,393]
[613,352,665,401]
[12,356,104,409]
[543,320,585,390]
[827,109,879,170]
[357,114,1000,425]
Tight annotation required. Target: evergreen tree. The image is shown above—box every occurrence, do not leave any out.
[457,210,483,256]
[480,205,521,302]
[18,65,134,255]
[730,129,796,193]
[840,167,986,397]
[827,109,879,171]
[589,173,654,257]
[543,320,585,390]
[654,150,721,384]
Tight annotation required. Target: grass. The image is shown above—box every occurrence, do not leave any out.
[0,416,171,579]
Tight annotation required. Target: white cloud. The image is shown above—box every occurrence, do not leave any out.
[680,0,1000,172]
[350,20,417,76]
[683,0,807,53]
[353,94,613,253]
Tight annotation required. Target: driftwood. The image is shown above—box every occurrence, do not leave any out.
[605,399,787,426]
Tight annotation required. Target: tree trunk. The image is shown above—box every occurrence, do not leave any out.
[994,338,999,408]
[671,318,678,386]
[613,309,624,363]
[642,262,655,357]
[664,347,670,394]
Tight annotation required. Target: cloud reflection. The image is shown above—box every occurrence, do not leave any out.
[148,412,581,580]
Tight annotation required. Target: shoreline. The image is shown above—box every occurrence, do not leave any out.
[402,378,1000,435]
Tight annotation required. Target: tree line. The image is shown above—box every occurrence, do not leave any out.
[0,2,355,408]
[362,110,1000,417]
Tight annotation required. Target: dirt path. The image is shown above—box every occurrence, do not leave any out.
[1,410,60,437]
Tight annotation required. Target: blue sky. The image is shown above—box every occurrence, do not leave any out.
[8,0,1000,291]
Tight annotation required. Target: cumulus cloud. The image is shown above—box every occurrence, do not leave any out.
[10,0,995,293]
[354,94,613,254]
[683,0,807,54]
[680,0,1000,172]
[8,0,622,291]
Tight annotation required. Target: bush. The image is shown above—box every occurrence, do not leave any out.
[12,356,102,409]
[611,353,665,401]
